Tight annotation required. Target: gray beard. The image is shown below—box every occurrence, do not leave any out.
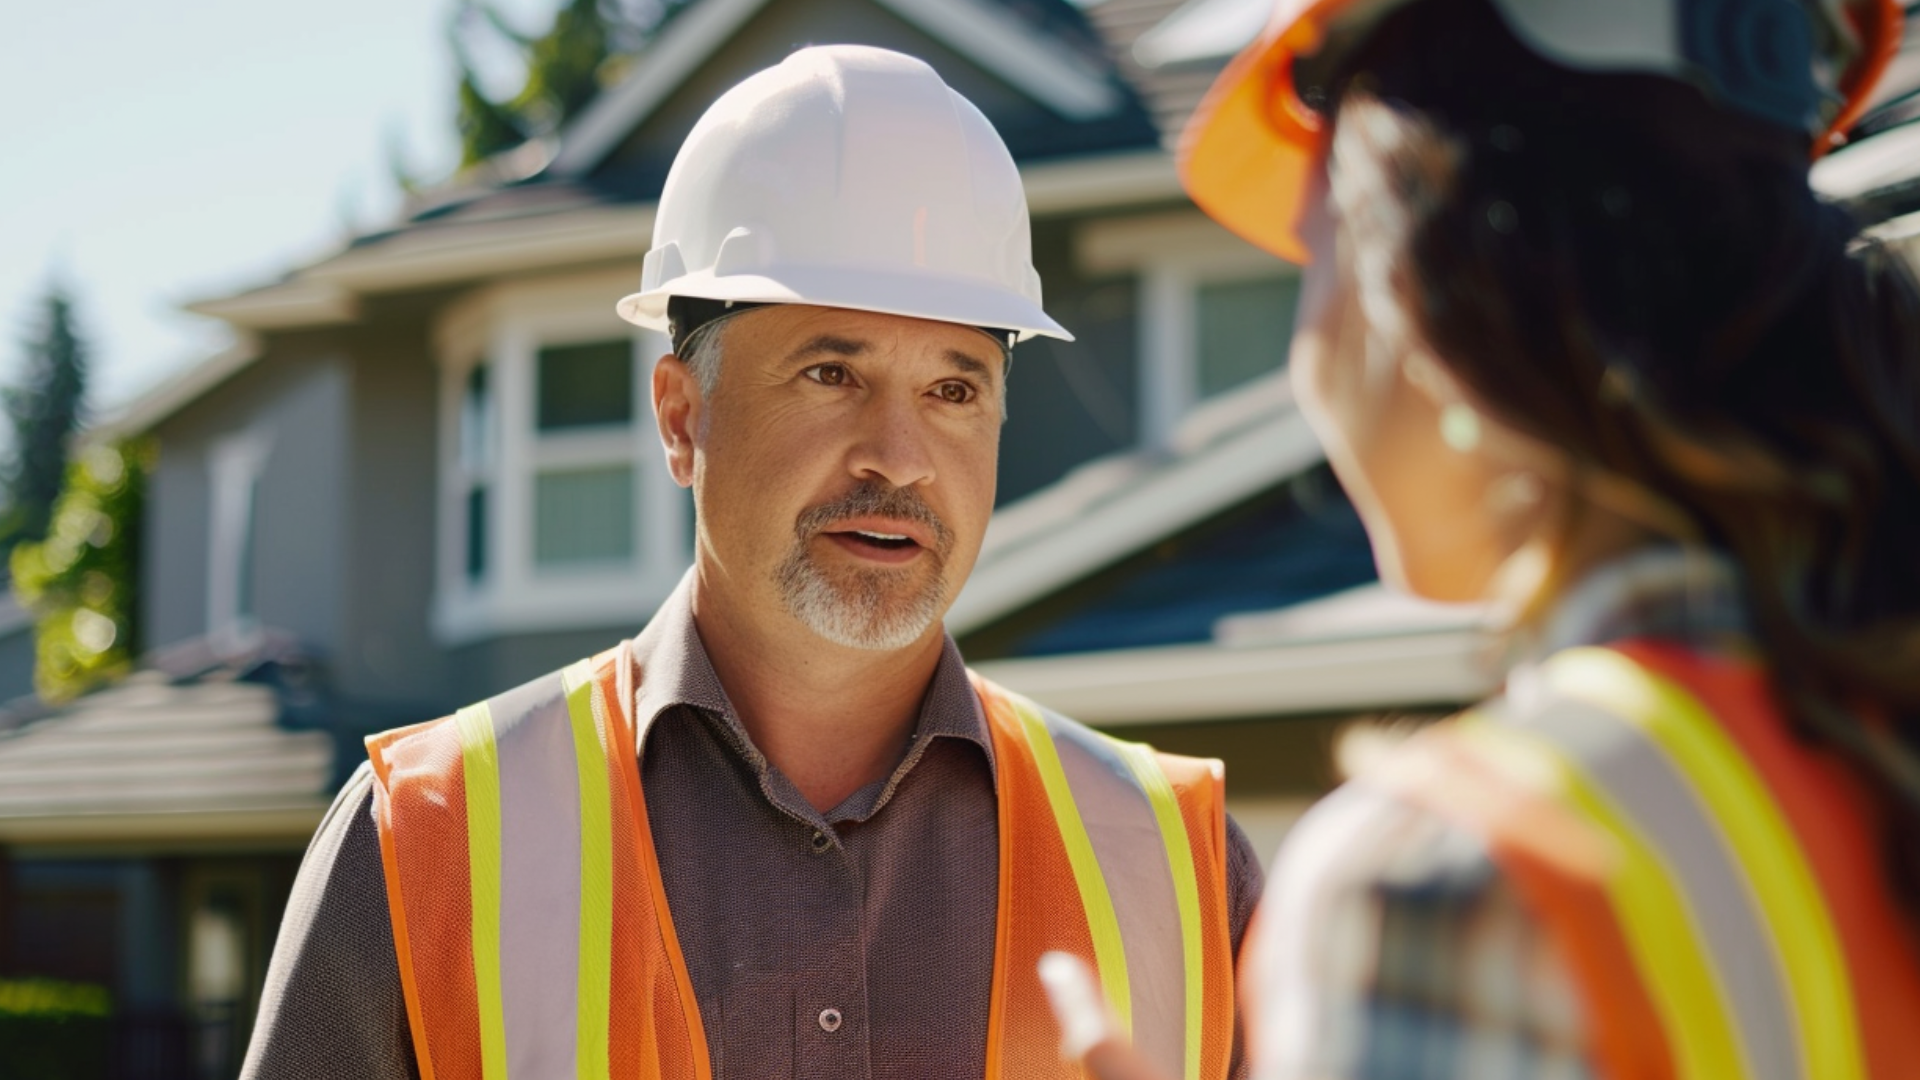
[773,546,947,651]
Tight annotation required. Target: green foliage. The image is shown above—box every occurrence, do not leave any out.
[457,61,530,166]
[10,441,150,703]
[512,0,611,127]
[0,980,112,1080]
[450,0,694,168]
[1,286,89,560]
[0,979,111,1019]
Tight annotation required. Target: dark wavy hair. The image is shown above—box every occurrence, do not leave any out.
[1327,0,1920,916]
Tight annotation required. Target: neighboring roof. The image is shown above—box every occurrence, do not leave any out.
[89,340,264,443]
[176,0,1181,347]
[1080,0,1249,148]
[552,0,1130,178]
[971,582,1495,725]
[948,369,1327,634]
[1128,0,1268,69]
[966,461,1378,658]
[0,648,335,845]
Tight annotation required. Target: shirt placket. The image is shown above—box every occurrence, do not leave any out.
[795,821,873,1080]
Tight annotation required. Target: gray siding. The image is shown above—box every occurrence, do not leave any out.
[336,306,453,708]
[0,624,34,702]
[997,213,1150,504]
[143,349,349,657]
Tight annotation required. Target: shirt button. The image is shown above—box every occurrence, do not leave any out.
[818,1007,843,1033]
[809,830,830,853]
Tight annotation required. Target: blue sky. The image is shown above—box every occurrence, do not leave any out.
[3,0,548,413]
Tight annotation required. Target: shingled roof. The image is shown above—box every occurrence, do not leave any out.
[0,648,337,845]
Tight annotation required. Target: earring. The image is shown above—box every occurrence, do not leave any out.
[1440,402,1482,453]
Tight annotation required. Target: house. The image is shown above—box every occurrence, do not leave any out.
[4,0,1917,1075]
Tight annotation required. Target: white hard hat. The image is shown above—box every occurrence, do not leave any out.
[617,45,1072,343]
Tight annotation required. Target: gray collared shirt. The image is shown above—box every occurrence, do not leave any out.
[242,577,1263,1079]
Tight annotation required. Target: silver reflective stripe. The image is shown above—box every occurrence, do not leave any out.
[488,672,584,1078]
[1044,708,1188,1080]
[1499,695,1803,1080]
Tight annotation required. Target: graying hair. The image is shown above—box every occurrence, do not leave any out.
[679,319,728,398]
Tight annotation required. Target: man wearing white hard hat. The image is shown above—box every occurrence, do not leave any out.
[243,45,1262,1080]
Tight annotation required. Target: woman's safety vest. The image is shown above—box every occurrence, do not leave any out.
[364,644,1236,1080]
[1372,641,1920,1080]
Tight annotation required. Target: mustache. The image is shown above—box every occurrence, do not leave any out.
[795,482,952,554]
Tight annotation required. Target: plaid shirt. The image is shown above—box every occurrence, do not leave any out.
[1244,549,1748,1080]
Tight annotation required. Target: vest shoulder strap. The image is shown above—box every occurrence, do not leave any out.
[1371,643,1874,1080]
[364,645,709,1080]
[970,672,1236,1080]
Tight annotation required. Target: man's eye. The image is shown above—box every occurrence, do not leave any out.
[936,381,974,404]
[806,364,850,387]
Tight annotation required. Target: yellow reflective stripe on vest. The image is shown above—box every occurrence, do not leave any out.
[455,703,510,1080]
[1545,648,1864,1080]
[1114,739,1206,1080]
[563,661,614,1080]
[1455,720,1746,1080]
[1010,692,1134,1037]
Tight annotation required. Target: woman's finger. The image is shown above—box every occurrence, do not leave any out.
[1037,952,1172,1080]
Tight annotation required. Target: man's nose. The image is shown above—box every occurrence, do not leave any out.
[846,392,937,490]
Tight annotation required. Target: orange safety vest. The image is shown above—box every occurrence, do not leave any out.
[1369,641,1920,1080]
[364,644,1236,1080]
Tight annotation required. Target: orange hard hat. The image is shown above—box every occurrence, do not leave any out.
[1181,0,1905,263]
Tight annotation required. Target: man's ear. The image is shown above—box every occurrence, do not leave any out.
[653,354,699,488]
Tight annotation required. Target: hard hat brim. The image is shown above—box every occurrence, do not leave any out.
[617,265,1075,344]
[1180,1,1350,266]
[1182,0,1905,265]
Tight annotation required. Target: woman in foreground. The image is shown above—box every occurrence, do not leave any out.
[1048,0,1920,1076]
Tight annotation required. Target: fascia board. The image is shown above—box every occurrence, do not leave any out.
[1020,150,1183,215]
[301,204,655,293]
[90,339,265,440]
[947,407,1327,634]
[549,0,775,178]
[971,627,1494,726]
[873,0,1121,120]
[197,148,1168,334]
[184,279,358,331]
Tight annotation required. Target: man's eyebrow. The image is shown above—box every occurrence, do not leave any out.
[943,349,998,382]
[784,334,870,364]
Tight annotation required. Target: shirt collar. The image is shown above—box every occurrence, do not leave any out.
[626,568,994,772]
[1535,545,1749,654]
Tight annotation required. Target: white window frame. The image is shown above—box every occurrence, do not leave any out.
[208,429,272,648]
[1077,210,1300,449]
[431,268,690,646]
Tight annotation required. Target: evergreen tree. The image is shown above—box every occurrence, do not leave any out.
[456,57,530,167]
[1,286,89,558]
[451,0,693,168]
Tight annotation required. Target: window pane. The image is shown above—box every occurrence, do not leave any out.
[1196,275,1300,400]
[461,364,491,471]
[534,466,634,566]
[538,340,633,431]
[466,485,487,582]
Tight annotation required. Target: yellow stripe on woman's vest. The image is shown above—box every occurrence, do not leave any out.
[454,703,509,1080]
[1115,739,1207,1080]
[1545,648,1864,1080]
[563,661,615,1080]
[1010,693,1134,1038]
[1456,720,1747,1080]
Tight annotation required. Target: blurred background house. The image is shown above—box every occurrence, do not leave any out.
[2,0,1919,1075]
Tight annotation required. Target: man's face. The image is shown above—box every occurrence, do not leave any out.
[655,304,1005,651]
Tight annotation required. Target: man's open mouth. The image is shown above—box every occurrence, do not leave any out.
[832,529,921,552]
